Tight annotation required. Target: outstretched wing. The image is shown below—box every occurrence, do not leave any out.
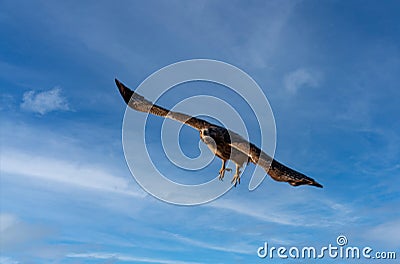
[116,78,322,188]
[115,79,212,130]
[228,132,323,188]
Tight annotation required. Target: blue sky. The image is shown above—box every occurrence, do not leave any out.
[1,0,399,263]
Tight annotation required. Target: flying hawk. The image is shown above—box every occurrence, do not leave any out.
[115,79,323,188]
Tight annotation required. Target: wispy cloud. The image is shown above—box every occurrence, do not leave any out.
[67,252,204,264]
[20,87,70,115]
[365,219,400,247]
[209,194,356,228]
[167,233,253,255]
[0,213,52,252]
[1,149,144,197]
[0,257,19,264]
[210,198,302,226]
[0,94,15,111]
[0,213,17,233]
[214,1,299,69]
[284,68,321,94]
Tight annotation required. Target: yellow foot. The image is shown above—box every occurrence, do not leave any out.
[231,173,241,187]
[218,168,232,180]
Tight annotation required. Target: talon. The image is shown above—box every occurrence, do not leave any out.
[218,171,224,181]
[218,160,231,181]
[231,165,242,187]
[231,175,240,186]
[219,167,232,180]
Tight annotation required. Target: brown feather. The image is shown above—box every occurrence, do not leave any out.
[116,78,323,188]
[115,79,211,130]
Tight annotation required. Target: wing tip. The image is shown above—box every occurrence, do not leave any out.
[311,181,323,188]
[288,178,323,188]
[115,78,133,105]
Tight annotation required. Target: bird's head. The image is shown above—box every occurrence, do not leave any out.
[200,129,212,143]
[199,129,218,152]
[200,129,208,137]
[199,129,206,140]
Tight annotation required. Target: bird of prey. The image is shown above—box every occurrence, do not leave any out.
[115,79,323,188]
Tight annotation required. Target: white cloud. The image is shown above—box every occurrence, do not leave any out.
[0,213,52,251]
[0,257,19,264]
[209,194,356,228]
[20,87,70,115]
[167,233,253,254]
[67,252,203,264]
[230,2,297,69]
[210,198,301,226]
[0,94,15,111]
[0,214,85,261]
[366,219,400,247]
[284,68,321,94]
[0,213,18,232]
[1,149,145,198]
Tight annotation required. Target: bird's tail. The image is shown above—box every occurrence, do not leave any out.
[267,160,323,188]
